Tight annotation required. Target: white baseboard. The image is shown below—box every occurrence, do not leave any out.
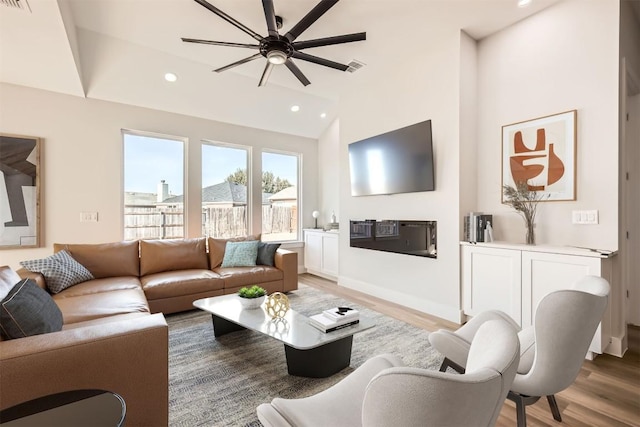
[338,275,464,324]
[605,336,627,358]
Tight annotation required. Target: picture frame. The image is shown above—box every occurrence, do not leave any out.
[502,110,577,202]
[0,134,41,249]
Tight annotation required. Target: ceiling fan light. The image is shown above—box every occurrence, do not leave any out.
[267,50,287,65]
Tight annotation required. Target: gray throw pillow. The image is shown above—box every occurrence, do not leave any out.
[20,250,94,294]
[257,242,281,267]
[0,279,63,340]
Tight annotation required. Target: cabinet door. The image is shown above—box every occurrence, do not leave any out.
[322,234,339,277]
[462,245,522,325]
[304,232,323,272]
[521,252,602,327]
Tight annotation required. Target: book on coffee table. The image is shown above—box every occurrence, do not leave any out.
[309,313,360,333]
[322,307,359,322]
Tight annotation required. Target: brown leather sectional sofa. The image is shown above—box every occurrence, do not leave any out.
[0,237,298,426]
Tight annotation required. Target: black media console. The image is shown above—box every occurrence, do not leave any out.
[349,220,437,258]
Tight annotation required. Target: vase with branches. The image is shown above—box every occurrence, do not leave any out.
[503,181,549,245]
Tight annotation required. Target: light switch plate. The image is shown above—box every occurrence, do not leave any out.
[80,212,98,222]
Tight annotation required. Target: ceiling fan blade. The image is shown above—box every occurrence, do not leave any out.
[262,0,279,37]
[193,0,263,42]
[285,59,311,86]
[259,62,275,87]
[182,38,260,49]
[292,32,366,50]
[291,51,349,71]
[284,0,339,42]
[214,53,262,73]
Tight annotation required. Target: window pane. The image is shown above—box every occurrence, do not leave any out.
[123,133,184,240]
[262,151,298,242]
[202,143,248,238]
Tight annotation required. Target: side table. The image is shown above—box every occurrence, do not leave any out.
[0,389,125,426]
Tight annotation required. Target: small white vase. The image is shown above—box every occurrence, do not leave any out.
[239,295,265,309]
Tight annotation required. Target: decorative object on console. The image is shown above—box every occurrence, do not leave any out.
[181,0,366,87]
[312,210,320,229]
[503,181,549,245]
[502,110,577,201]
[0,134,41,249]
[265,292,290,319]
[237,285,267,309]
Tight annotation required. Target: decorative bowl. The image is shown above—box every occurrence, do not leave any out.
[239,295,266,309]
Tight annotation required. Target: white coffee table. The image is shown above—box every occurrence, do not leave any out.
[193,294,374,378]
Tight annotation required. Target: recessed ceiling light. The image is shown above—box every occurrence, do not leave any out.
[320,113,327,118]
[290,105,300,112]
[517,0,532,7]
[164,72,178,82]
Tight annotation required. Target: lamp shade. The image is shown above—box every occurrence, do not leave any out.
[312,210,320,219]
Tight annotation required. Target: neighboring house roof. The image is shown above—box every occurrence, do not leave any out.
[269,186,297,201]
[160,182,273,205]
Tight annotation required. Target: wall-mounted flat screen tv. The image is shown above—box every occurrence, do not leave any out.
[348,119,434,196]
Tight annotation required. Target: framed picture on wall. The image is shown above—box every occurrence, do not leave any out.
[0,134,41,249]
[501,110,577,202]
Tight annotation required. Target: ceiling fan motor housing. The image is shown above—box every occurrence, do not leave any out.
[260,36,293,62]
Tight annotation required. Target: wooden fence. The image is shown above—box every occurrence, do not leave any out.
[124,205,296,240]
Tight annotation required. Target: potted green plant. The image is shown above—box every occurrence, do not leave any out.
[237,285,267,309]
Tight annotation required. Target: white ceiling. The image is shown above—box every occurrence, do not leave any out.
[0,0,563,138]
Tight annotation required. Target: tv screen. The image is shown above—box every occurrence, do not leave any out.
[348,120,434,196]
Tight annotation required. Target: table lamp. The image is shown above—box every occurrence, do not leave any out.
[312,210,320,229]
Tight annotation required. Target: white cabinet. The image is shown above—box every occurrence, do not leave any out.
[304,229,339,280]
[461,242,617,358]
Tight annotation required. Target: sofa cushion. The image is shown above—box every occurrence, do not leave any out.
[214,266,283,289]
[20,250,94,294]
[221,240,259,268]
[0,279,64,340]
[53,277,142,299]
[141,269,224,300]
[140,238,208,276]
[52,288,150,325]
[54,241,140,278]
[208,235,260,269]
[0,266,21,300]
[257,242,281,267]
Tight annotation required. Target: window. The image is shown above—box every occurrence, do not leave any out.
[202,142,249,238]
[123,131,185,240]
[261,151,299,242]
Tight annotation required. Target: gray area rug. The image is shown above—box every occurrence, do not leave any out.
[167,284,444,426]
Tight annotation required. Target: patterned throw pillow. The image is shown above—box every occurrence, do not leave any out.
[0,279,63,340]
[221,240,260,268]
[256,242,281,267]
[20,250,94,294]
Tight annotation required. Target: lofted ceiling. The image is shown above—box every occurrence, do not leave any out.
[0,0,563,138]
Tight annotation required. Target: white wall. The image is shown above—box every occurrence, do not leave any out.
[0,83,318,269]
[476,0,620,250]
[317,118,340,227]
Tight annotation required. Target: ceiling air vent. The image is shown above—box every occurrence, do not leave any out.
[347,60,366,73]
[1,0,31,12]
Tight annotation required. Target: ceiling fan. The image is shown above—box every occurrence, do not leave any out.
[182,0,366,87]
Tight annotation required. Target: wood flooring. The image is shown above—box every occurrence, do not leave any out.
[300,273,640,427]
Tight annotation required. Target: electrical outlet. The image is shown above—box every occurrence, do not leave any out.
[80,212,98,222]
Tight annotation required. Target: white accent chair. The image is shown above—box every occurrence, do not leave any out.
[428,275,610,427]
[257,318,520,427]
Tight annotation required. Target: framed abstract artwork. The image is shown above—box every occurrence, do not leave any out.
[502,110,577,202]
[0,134,41,248]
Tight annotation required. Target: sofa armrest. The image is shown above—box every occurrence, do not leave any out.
[0,313,168,427]
[16,268,47,290]
[274,249,298,292]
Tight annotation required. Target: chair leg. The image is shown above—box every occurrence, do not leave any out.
[507,391,542,427]
[438,358,465,374]
[547,395,562,422]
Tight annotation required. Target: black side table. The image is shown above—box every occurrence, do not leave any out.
[0,389,125,426]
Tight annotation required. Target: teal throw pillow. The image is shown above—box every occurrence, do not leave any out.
[257,242,281,267]
[221,240,260,268]
[20,250,94,294]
